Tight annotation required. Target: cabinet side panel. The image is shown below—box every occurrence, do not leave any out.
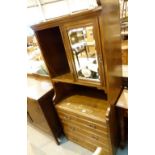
[39,91,64,143]
[99,0,122,105]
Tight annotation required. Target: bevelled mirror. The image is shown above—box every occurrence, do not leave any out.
[68,26,100,82]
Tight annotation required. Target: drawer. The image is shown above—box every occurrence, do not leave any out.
[66,132,110,154]
[67,134,96,152]
[56,107,107,125]
[57,110,108,133]
[60,116,108,137]
[63,124,110,148]
[61,119,108,139]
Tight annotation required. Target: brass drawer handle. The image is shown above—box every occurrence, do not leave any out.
[70,126,76,131]
[88,124,96,129]
[92,135,99,140]
[63,116,71,120]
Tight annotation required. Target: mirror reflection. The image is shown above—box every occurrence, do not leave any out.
[68,26,100,82]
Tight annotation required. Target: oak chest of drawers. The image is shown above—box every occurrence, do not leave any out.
[56,93,113,155]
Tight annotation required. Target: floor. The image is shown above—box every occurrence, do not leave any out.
[27,124,128,155]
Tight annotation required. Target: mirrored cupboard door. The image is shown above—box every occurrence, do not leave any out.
[61,18,105,87]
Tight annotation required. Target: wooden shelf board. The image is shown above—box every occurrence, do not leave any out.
[52,73,105,90]
[52,73,73,83]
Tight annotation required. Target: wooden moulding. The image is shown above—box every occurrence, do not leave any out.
[31,6,103,31]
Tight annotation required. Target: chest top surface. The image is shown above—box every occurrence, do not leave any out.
[27,76,53,100]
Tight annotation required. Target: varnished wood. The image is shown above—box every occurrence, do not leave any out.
[121,40,128,50]
[61,118,108,137]
[121,40,128,65]
[116,89,128,148]
[35,27,70,78]
[106,106,120,155]
[31,2,122,154]
[51,71,105,90]
[63,123,109,143]
[67,133,97,152]
[56,94,109,123]
[58,111,108,133]
[66,131,111,154]
[116,89,128,109]
[27,75,64,144]
[31,7,103,31]
[27,98,51,134]
[64,127,110,151]
[27,75,52,100]
[99,0,122,106]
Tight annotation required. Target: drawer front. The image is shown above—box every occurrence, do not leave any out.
[67,134,96,152]
[56,107,107,125]
[57,110,108,133]
[63,124,110,149]
[61,119,108,139]
[66,132,111,154]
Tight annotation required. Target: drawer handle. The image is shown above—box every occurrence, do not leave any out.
[70,127,76,131]
[88,124,96,129]
[92,135,99,140]
[63,116,71,120]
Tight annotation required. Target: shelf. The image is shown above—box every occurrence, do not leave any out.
[52,73,105,90]
[52,73,74,83]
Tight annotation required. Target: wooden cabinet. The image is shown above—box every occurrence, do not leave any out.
[31,1,122,154]
[55,90,111,153]
[27,75,63,144]
[27,98,51,134]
